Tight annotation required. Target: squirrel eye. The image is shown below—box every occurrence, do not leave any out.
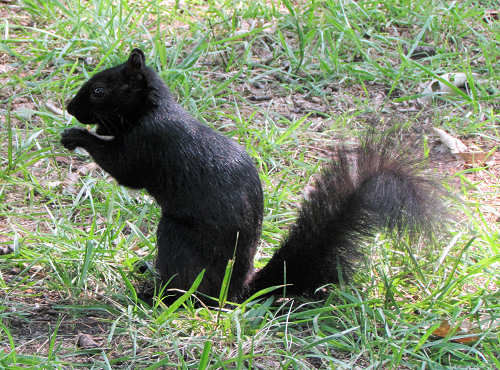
[92,87,105,98]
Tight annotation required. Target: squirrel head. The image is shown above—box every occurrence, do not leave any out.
[66,48,164,135]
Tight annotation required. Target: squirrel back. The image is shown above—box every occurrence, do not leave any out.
[62,49,444,303]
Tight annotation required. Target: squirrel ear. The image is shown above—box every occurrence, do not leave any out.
[127,48,145,70]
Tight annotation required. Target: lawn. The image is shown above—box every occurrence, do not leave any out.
[0,0,499,368]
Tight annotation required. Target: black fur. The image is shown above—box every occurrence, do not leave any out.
[61,49,443,303]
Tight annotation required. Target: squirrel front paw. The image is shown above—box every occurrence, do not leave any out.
[61,127,88,150]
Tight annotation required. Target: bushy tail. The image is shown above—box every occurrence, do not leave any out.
[246,132,444,297]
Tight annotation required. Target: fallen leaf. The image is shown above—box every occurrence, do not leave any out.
[432,319,480,344]
[45,181,62,189]
[456,151,494,166]
[433,320,451,337]
[419,72,482,104]
[433,128,467,154]
[483,9,499,23]
[0,245,14,255]
[405,45,436,60]
[77,334,100,349]
[452,330,481,344]
[45,101,64,116]
[433,128,495,165]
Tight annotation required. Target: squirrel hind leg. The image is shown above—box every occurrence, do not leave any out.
[155,215,258,304]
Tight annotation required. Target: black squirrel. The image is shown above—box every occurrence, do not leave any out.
[61,49,442,303]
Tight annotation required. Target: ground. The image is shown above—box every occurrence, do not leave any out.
[0,0,498,367]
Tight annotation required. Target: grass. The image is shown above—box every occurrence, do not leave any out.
[1,0,499,368]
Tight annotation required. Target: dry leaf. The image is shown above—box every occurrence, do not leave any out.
[45,101,64,116]
[77,334,100,349]
[0,245,14,255]
[45,181,62,189]
[77,162,99,175]
[419,72,481,104]
[433,320,451,337]
[456,151,492,166]
[452,330,481,344]
[433,128,494,165]
[483,9,499,23]
[433,128,467,154]
[405,45,436,60]
[432,319,480,344]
